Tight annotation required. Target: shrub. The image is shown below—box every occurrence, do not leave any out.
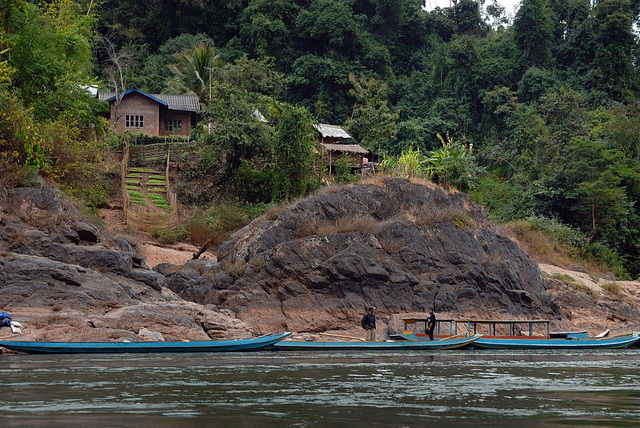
[264,204,286,221]
[499,216,628,277]
[230,163,279,203]
[222,259,246,278]
[600,282,631,303]
[335,154,359,184]
[186,200,270,246]
[600,282,622,296]
[151,226,189,245]
[129,134,192,145]
[525,217,585,249]
[584,243,629,280]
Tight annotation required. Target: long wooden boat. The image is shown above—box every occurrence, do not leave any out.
[272,334,482,351]
[397,318,640,350]
[0,332,291,354]
[472,332,640,350]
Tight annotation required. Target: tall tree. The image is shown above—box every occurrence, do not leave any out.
[344,72,398,154]
[164,42,221,108]
[592,0,635,101]
[513,0,556,68]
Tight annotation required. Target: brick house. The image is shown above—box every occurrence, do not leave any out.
[98,88,199,137]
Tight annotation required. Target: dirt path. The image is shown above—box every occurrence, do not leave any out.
[138,242,216,268]
[100,199,215,269]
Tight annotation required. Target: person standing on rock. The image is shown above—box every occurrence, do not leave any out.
[361,306,376,342]
[426,308,437,341]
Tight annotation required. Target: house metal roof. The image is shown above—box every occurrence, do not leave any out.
[319,143,368,154]
[97,89,200,112]
[314,123,352,139]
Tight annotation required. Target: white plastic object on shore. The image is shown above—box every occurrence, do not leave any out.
[10,321,22,334]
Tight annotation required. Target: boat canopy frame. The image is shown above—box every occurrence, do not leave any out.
[402,318,551,337]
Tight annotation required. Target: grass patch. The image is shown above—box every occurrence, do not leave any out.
[264,204,286,221]
[148,193,169,212]
[149,175,166,180]
[127,189,145,199]
[127,189,149,207]
[297,214,380,238]
[601,282,632,303]
[129,167,156,173]
[125,179,140,185]
[412,205,474,229]
[148,187,166,194]
[148,179,166,184]
[126,173,142,178]
[552,273,577,284]
[574,282,598,299]
[551,273,597,298]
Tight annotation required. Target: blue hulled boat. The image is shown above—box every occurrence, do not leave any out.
[0,332,291,354]
[473,332,640,350]
[396,318,640,350]
[273,334,482,351]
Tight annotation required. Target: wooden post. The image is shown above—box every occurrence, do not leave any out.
[121,145,130,226]
[546,322,550,338]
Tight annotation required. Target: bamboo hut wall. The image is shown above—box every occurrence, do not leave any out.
[323,150,364,169]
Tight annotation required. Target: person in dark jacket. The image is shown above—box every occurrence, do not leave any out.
[426,308,436,341]
[361,306,376,342]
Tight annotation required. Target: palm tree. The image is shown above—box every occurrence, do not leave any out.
[164,43,220,109]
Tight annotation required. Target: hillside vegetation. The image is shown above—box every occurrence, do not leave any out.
[2,0,640,278]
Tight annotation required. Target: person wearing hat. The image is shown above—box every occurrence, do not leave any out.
[361,306,377,342]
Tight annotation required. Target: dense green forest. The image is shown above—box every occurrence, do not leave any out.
[2,0,640,277]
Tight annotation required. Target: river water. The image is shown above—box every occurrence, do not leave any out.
[1,349,639,427]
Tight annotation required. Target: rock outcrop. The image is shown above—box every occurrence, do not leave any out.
[0,184,251,343]
[162,178,562,333]
[3,178,637,343]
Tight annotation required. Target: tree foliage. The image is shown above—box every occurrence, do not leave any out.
[5,0,640,276]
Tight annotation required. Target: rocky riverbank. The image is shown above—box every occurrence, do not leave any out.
[2,178,639,345]
[0,183,251,343]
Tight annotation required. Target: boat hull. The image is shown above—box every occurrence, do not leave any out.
[471,333,640,350]
[0,332,291,354]
[273,334,481,351]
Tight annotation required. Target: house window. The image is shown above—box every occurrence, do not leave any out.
[164,119,182,133]
[125,114,144,128]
